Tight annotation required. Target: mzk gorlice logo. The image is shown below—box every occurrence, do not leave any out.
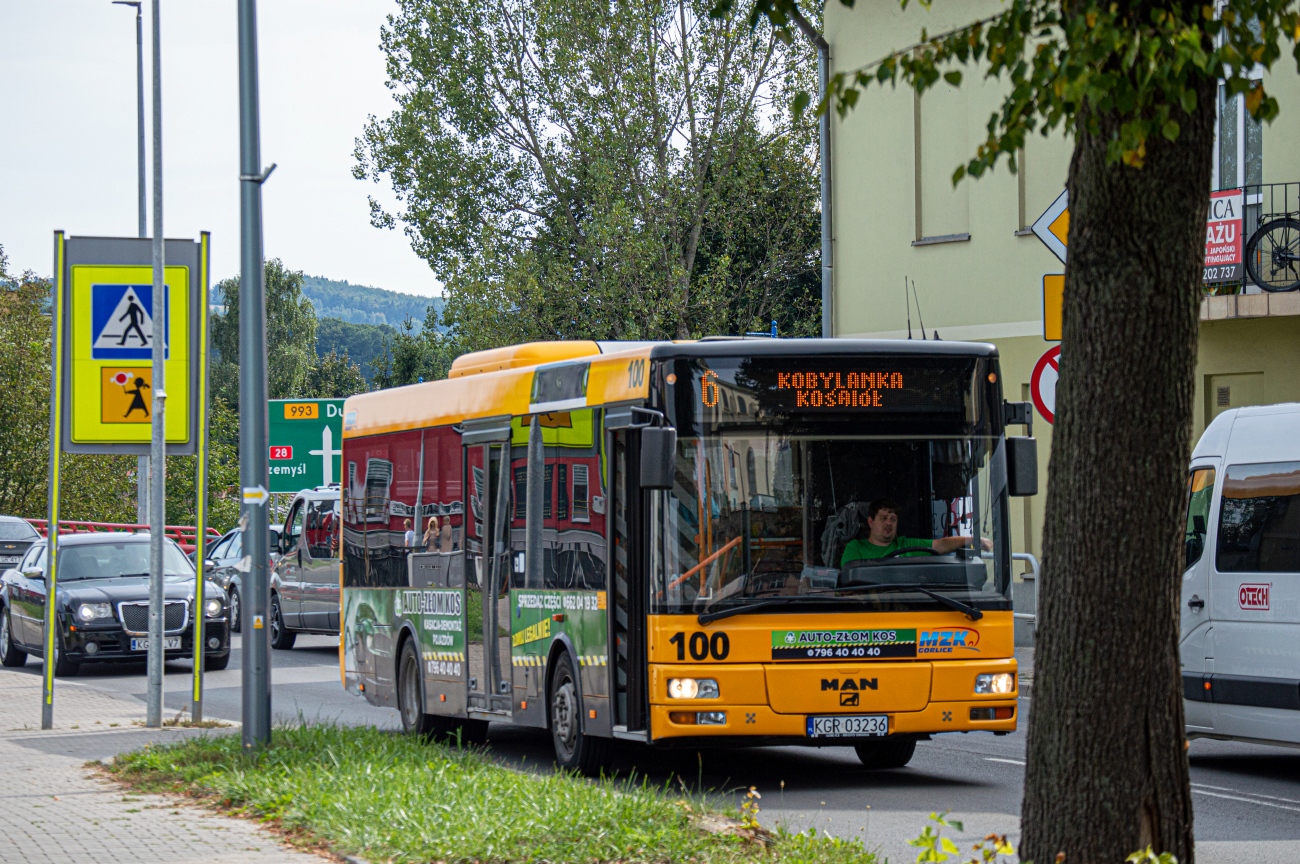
[917,628,981,654]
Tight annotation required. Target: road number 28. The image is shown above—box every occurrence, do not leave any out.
[668,631,730,661]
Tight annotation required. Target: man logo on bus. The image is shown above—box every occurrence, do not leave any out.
[918,629,981,654]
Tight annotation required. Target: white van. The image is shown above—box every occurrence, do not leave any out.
[1182,403,1300,746]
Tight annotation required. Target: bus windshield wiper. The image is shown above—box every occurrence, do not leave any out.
[696,583,983,624]
[697,597,823,625]
[813,583,983,621]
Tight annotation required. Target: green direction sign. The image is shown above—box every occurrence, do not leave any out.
[267,399,344,493]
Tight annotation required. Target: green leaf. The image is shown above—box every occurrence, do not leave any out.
[944,69,963,86]
[1162,119,1180,140]
[1179,89,1197,114]
[792,91,812,118]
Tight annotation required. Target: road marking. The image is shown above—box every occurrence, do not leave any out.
[983,757,1026,766]
[1192,783,1300,807]
[1191,786,1300,813]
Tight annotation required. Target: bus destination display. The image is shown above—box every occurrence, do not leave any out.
[696,359,971,415]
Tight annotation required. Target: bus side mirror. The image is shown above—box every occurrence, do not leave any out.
[640,427,677,490]
[1007,437,1038,497]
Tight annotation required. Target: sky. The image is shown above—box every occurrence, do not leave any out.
[0,0,440,296]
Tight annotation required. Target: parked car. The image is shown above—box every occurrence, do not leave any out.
[198,524,281,634]
[0,517,40,572]
[0,532,230,676]
[270,486,341,649]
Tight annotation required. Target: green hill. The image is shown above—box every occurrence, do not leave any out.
[301,274,444,330]
[316,317,395,384]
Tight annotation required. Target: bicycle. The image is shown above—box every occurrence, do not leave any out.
[1244,216,1300,292]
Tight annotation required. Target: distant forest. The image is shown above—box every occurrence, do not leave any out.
[297,275,445,385]
[300,274,444,331]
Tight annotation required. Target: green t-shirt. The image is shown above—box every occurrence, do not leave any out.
[841,536,932,566]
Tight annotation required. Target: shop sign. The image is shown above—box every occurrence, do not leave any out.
[1204,189,1244,283]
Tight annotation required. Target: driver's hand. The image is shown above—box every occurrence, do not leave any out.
[980,537,993,552]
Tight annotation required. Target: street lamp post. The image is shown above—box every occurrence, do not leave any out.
[111,0,151,526]
[237,0,273,749]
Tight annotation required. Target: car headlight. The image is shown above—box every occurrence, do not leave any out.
[204,597,224,618]
[76,603,112,622]
[974,672,1016,694]
[667,678,719,699]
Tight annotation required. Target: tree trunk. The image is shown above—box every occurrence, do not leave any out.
[1020,79,1216,863]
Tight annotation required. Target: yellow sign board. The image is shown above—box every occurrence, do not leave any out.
[283,402,320,420]
[1031,189,1069,264]
[69,264,192,446]
[1043,274,1064,342]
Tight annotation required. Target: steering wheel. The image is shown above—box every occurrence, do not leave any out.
[881,545,941,560]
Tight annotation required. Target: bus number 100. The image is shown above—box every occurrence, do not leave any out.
[669,631,730,661]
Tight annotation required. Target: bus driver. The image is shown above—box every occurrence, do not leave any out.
[841,500,992,566]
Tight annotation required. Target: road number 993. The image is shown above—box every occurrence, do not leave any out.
[668,631,730,661]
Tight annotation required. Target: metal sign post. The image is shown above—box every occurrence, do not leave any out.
[238,0,273,750]
[191,233,211,722]
[146,0,167,730]
[41,233,68,731]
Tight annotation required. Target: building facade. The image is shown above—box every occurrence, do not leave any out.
[826,0,1300,564]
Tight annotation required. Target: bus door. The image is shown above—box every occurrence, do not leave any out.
[464,423,515,714]
[608,426,648,732]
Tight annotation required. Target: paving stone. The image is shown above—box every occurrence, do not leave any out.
[0,668,325,863]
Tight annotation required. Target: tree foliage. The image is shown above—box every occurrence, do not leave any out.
[212,259,370,411]
[355,0,822,346]
[739,0,1300,174]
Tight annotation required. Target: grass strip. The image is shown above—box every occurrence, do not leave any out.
[106,724,878,864]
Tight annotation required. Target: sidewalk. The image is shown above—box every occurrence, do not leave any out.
[0,668,326,864]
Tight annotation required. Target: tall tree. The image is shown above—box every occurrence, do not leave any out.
[355,0,820,346]
[211,259,320,404]
[739,1,1300,860]
[0,247,53,515]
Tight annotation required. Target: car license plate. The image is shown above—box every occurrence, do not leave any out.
[0,556,18,565]
[807,714,889,738]
[130,637,181,651]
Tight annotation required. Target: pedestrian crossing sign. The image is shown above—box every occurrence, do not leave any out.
[90,284,169,360]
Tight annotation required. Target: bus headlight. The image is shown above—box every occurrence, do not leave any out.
[974,673,1016,694]
[667,678,719,699]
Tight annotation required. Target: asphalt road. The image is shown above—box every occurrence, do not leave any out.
[15,638,1300,863]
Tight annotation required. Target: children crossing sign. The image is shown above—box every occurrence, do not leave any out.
[55,237,206,454]
[268,399,345,492]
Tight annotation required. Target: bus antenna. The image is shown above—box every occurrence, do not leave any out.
[911,279,928,341]
[904,276,913,340]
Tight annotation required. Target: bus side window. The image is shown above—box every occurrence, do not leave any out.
[1185,467,1215,569]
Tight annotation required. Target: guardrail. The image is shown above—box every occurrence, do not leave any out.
[26,519,221,555]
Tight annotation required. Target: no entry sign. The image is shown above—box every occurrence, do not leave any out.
[1031,346,1061,424]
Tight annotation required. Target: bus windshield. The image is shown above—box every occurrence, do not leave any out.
[649,432,1009,615]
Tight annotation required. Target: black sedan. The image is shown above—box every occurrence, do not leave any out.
[0,516,40,572]
[0,532,230,676]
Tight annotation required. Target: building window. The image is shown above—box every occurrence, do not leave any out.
[572,464,590,523]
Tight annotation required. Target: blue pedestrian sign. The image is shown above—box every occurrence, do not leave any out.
[91,284,169,360]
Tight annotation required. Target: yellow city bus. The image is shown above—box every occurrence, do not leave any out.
[339,338,1036,771]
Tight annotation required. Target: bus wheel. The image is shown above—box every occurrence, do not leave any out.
[397,639,437,737]
[854,739,916,769]
[548,652,609,773]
